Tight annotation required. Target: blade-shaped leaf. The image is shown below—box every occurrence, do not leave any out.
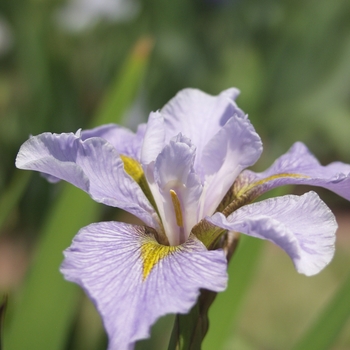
[4,187,100,350]
[202,187,290,350]
[93,36,154,128]
[0,171,31,233]
[202,235,264,350]
[292,271,350,350]
[4,36,153,350]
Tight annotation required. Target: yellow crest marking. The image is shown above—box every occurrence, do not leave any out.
[120,154,144,184]
[120,154,162,220]
[141,240,178,281]
[236,173,309,197]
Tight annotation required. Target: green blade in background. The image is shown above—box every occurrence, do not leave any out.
[202,235,264,350]
[202,187,290,350]
[291,271,350,350]
[92,36,154,128]
[4,37,153,350]
[4,187,101,350]
[0,171,31,233]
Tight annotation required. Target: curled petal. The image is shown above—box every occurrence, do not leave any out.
[237,142,350,200]
[152,134,203,245]
[16,132,158,228]
[161,88,243,169]
[201,114,262,215]
[61,221,227,350]
[141,111,165,165]
[81,123,146,161]
[208,192,337,276]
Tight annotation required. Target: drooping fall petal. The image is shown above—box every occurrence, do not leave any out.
[208,192,337,276]
[61,221,227,350]
[16,132,158,228]
[236,142,350,200]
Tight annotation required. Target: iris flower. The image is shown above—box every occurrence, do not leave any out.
[16,88,350,350]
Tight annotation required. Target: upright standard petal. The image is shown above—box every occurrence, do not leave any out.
[61,221,227,350]
[152,134,203,245]
[208,192,337,276]
[160,88,243,169]
[200,114,262,216]
[141,111,165,165]
[236,142,350,200]
[16,132,158,228]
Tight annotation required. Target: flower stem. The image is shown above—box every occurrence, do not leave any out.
[168,232,240,349]
[168,289,218,350]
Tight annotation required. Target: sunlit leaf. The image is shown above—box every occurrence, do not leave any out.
[0,171,31,233]
[202,187,290,350]
[4,37,153,350]
[292,271,350,350]
[202,235,264,350]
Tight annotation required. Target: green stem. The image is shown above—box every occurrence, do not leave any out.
[168,233,240,349]
[168,290,218,350]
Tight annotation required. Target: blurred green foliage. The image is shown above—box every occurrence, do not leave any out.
[0,0,350,349]
[1,0,350,226]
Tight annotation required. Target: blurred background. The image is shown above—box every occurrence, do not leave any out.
[0,0,350,349]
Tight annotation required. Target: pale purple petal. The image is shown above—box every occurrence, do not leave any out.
[16,132,158,228]
[81,123,146,161]
[141,111,165,165]
[208,192,337,276]
[161,88,243,169]
[152,134,203,245]
[61,221,227,350]
[201,114,262,215]
[239,142,350,200]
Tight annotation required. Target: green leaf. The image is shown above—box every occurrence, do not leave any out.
[168,302,202,350]
[202,235,264,350]
[202,187,290,350]
[0,171,31,233]
[92,36,154,128]
[291,271,350,350]
[4,187,100,350]
[4,37,153,350]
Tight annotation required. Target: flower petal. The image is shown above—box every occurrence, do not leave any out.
[161,88,243,168]
[237,142,350,200]
[81,123,146,161]
[141,111,165,165]
[201,114,262,215]
[61,221,227,350]
[208,192,337,276]
[16,132,158,228]
[152,134,203,245]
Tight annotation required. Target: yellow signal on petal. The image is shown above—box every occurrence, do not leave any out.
[141,240,179,281]
[120,154,162,222]
[236,173,309,198]
[120,154,145,186]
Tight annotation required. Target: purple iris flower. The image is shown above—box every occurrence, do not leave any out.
[16,88,350,350]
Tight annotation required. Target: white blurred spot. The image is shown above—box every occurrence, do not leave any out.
[55,0,140,32]
[0,16,13,56]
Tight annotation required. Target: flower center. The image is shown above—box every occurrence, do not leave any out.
[169,189,185,245]
[170,189,184,228]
